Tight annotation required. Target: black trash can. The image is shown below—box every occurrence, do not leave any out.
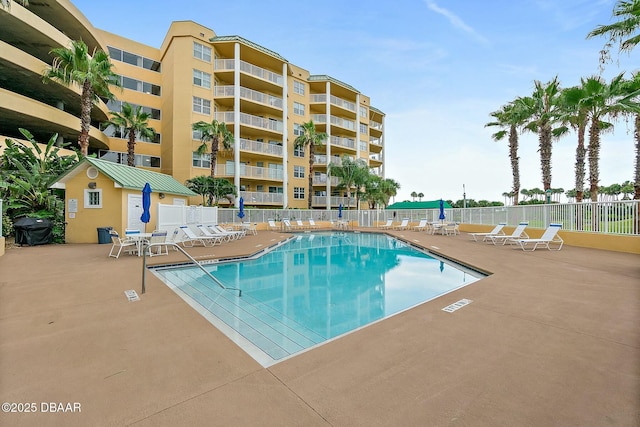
[97,226,113,244]
[14,217,54,246]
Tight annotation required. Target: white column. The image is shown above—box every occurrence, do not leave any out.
[356,93,361,161]
[282,62,289,208]
[234,43,241,192]
[381,115,385,178]
[325,81,331,210]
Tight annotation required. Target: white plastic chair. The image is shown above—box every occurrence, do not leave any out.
[488,222,529,245]
[147,231,169,256]
[108,230,138,258]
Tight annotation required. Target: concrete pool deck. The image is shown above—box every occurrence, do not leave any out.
[0,229,638,426]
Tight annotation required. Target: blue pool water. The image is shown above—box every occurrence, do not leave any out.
[152,232,483,366]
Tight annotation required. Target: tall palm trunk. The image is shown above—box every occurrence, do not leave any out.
[307,143,315,209]
[575,123,587,202]
[127,131,136,167]
[588,120,601,202]
[539,123,553,193]
[78,80,93,156]
[508,124,520,205]
[634,113,640,200]
[210,136,219,178]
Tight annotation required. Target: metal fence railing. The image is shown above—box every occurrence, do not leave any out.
[216,200,640,236]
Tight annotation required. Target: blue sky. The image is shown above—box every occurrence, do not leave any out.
[73,0,637,203]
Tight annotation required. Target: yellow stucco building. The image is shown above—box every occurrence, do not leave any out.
[0,0,385,212]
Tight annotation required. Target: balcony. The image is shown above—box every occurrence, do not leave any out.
[312,175,339,186]
[214,59,283,86]
[215,163,283,181]
[214,112,284,133]
[330,136,356,150]
[239,138,283,157]
[240,191,283,205]
[310,94,356,112]
[312,196,357,207]
[370,119,383,131]
[311,114,356,131]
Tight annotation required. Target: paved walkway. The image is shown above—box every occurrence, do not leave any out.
[0,229,638,426]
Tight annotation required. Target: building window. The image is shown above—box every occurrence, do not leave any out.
[294,187,305,199]
[293,80,305,95]
[293,123,303,136]
[360,140,368,151]
[108,46,161,72]
[98,150,160,168]
[293,102,305,116]
[193,96,211,115]
[269,186,283,194]
[359,123,368,134]
[293,165,305,178]
[193,69,211,88]
[360,106,368,118]
[192,152,211,168]
[256,185,264,192]
[192,129,203,140]
[117,75,161,96]
[293,145,305,157]
[106,100,160,120]
[193,42,212,62]
[84,189,102,208]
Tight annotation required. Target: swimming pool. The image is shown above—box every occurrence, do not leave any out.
[152,232,484,366]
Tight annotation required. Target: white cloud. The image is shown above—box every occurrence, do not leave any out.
[424,0,490,45]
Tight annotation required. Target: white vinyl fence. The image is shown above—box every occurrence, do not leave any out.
[156,203,218,234]
[215,199,639,236]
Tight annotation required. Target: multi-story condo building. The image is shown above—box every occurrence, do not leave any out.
[0,0,385,209]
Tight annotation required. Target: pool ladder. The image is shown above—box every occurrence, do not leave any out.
[140,242,241,297]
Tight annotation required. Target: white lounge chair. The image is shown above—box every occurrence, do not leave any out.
[469,223,506,242]
[443,222,460,236]
[378,219,393,229]
[210,224,245,240]
[282,219,294,231]
[267,219,279,231]
[393,218,410,230]
[515,223,564,251]
[108,230,138,258]
[488,222,529,245]
[412,219,429,231]
[243,222,258,235]
[179,225,218,247]
[307,218,319,229]
[294,219,307,230]
[195,224,227,244]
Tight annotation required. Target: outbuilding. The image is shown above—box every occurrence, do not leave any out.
[50,158,196,243]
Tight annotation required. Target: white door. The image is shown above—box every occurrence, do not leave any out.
[127,194,145,231]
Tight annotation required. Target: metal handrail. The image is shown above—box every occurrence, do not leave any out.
[141,242,242,296]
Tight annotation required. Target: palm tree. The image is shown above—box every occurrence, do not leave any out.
[580,73,628,202]
[104,103,155,167]
[559,84,590,202]
[293,121,327,209]
[587,0,640,64]
[517,77,564,199]
[192,119,234,178]
[486,101,527,204]
[43,40,120,156]
[410,191,417,201]
[418,192,424,201]
[379,178,400,207]
[328,156,369,209]
[185,176,214,206]
[619,72,640,200]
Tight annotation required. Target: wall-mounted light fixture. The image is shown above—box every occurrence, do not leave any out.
[159,193,166,199]
[88,182,96,189]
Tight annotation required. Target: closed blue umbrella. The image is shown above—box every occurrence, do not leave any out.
[338,203,343,219]
[140,183,152,232]
[238,196,245,219]
[439,199,446,221]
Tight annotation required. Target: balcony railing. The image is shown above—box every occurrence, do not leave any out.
[239,138,283,156]
[240,191,283,204]
[312,196,357,207]
[214,86,283,109]
[309,94,356,112]
[312,175,339,186]
[330,136,356,150]
[370,137,382,146]
[214,59,284,85]
[311,114,356,131]
[214,112,284,133]
[370,120,383,130]
[314,154,350,166]
[216,164,284,180]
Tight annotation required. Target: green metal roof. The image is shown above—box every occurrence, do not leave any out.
[52,157,197,196]
[308,75,360,93]
[369,106,385,116]
[209,35,288,62]
[386,200,452,210]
